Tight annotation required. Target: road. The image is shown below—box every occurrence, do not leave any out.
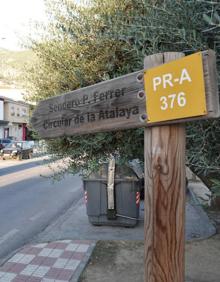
[0,156,83,263]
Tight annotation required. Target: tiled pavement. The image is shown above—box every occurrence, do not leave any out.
[0,240,96,282]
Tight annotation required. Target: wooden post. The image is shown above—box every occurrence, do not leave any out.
[144,53,186,282]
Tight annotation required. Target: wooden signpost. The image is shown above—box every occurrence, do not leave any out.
[31,49,219,282]
[32,50,218,138]
[31,71,146,138]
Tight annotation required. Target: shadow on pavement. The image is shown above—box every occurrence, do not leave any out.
[0,158,48,177]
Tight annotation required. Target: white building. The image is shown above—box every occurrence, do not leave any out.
[0,96,30,140]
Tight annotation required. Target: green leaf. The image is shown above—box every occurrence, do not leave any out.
[203,13,213,25]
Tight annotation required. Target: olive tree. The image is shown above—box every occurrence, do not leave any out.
[24,0,220,182]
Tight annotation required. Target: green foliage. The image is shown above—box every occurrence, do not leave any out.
[211,179,220,198]
[24,0,220,177]
[186,119,220,179]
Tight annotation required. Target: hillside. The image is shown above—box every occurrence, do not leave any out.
[0,48,36,89]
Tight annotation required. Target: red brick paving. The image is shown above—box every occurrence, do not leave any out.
[0,240,94,282]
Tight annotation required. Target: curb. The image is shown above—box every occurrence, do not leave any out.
[71,242,96,282]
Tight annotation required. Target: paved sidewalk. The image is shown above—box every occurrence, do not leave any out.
[0,240,96,282]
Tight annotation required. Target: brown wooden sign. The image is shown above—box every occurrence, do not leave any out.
[31,71,146,138]
[31,50,219,139]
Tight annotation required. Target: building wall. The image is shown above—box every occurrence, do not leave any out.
[0,100,3,120]
[0,97,30,140]
[7,124,23,140]
[0,127,3,138]
[4,101,29,124]
[0,98,7,138]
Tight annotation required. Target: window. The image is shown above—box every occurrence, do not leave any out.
[10,106,15,116]
[5,140,10,143]
[17,108,20,117]
[21,108,27,117]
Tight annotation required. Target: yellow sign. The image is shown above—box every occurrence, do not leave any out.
[144,52,207,123]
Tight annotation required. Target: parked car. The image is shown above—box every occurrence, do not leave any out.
[0,138,12,150]
[0,141,33,160]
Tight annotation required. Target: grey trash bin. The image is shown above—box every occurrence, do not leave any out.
[83,163,141,227]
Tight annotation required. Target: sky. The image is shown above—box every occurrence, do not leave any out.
[0,0,82,101]
[0,0,48,101]
[0,0,47,50]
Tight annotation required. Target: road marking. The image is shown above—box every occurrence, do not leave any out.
[0,229,19,244]
[29,212,44,221]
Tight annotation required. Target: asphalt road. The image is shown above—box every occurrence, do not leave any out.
[0,156,83,263]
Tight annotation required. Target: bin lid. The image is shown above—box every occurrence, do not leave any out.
[85,162,139,181]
